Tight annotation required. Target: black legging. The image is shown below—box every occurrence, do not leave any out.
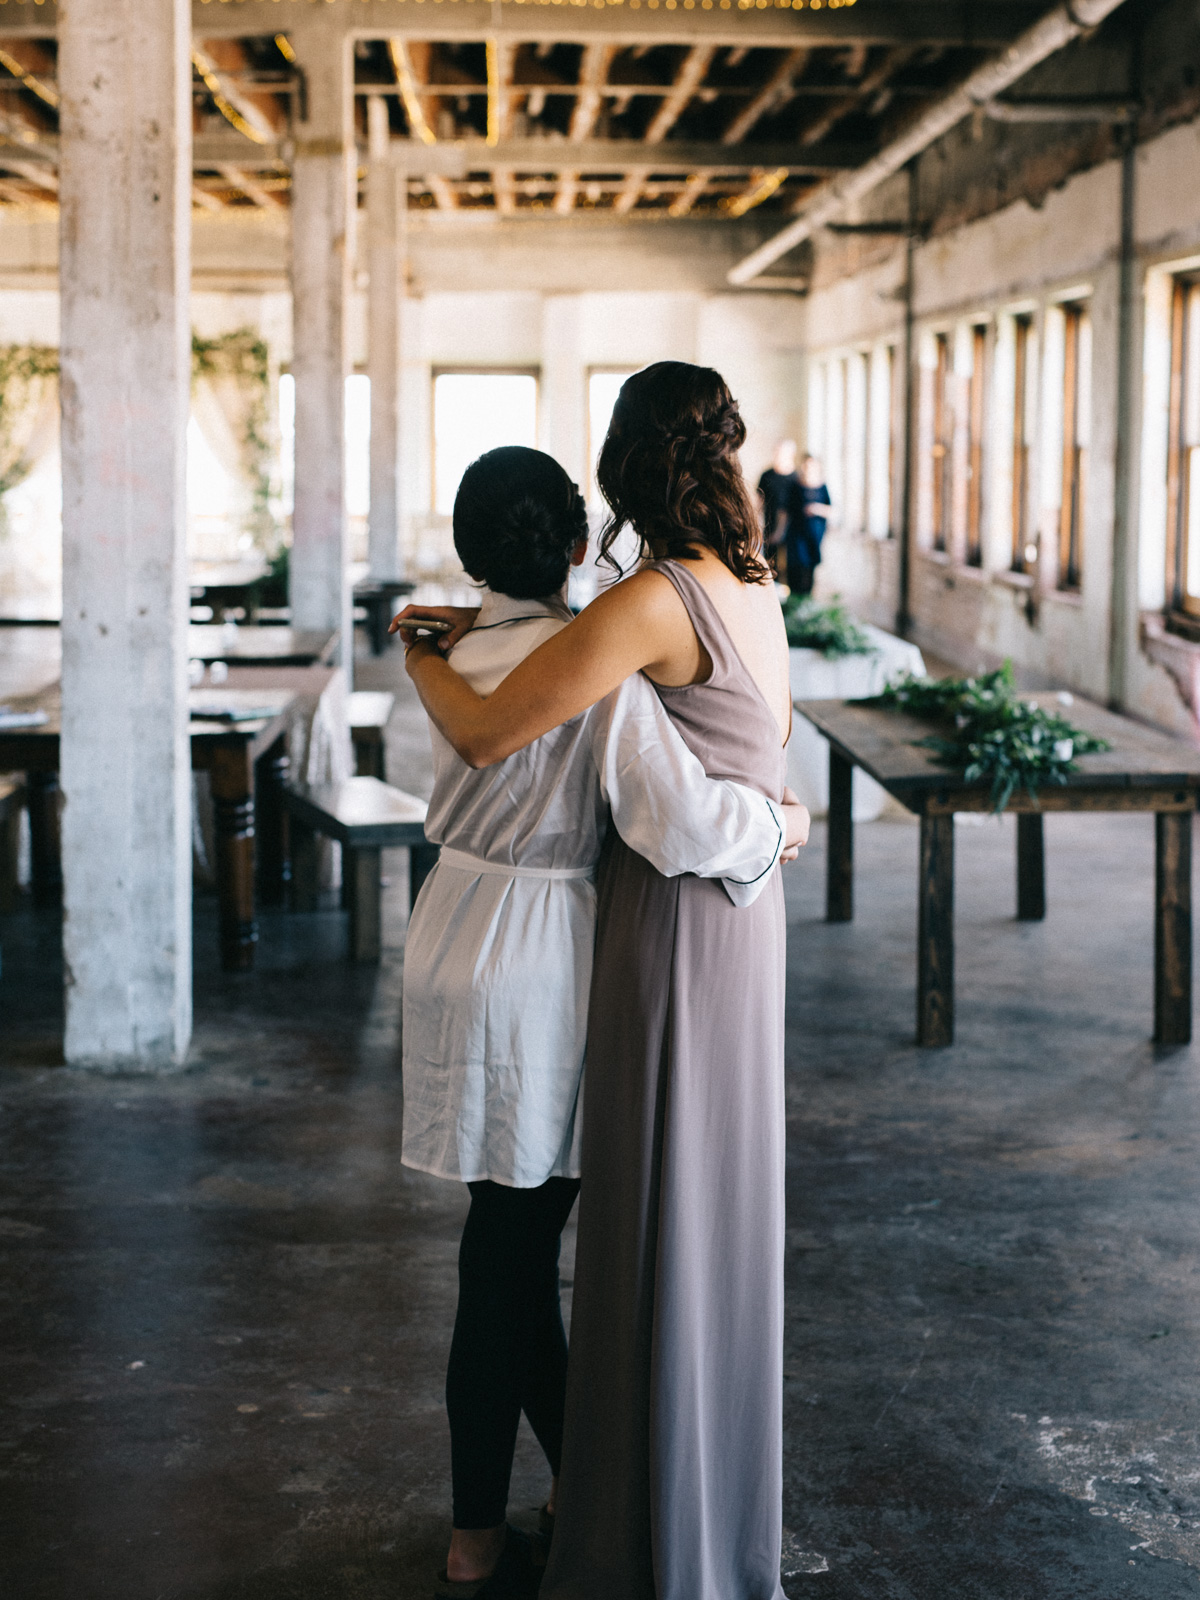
[446,1176,581,1529]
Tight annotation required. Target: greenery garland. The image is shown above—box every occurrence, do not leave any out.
[0,333,280,550]
[856,662,1111,812]
[190,329,278,552]
[0,344,58,505]
[782,594,874,658]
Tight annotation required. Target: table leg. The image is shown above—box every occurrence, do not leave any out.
[27,771,62,907]
[826,748,853,923]
[1016,812,1046,921]
[409,842,439,913]
[255,737,289,907]
[0,791,21,914]
[210,747,256,972]
[290,816,320,913]
[918,812,955,1047]
[347,845,382,962]
[370,597,389,657]
[1154,811,1192,1045]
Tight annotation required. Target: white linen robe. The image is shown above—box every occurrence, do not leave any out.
[401,589,785,1189]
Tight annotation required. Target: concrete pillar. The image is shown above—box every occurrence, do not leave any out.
[539,296,586,491]
[289,17,354,655]
[57,0,192,1068]
[366,97,405,583]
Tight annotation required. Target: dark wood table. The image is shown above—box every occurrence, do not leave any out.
[353,579,415,656]
[190,558,268,623]
[0,681,297,972]
[188,625,337,668]
[796,694,1200,1049]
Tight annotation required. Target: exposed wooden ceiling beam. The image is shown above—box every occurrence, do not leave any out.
[192,42,279,144]
[568,42,617,141]
[428,173,458,211]
[0,156,56,192]
[796,44,913,147]
[385,137,873,175]
[668,172,709,217]
[182,2,1044,50]
[721,45,808,145]
[214,161,278,208]
[644,46,715,144]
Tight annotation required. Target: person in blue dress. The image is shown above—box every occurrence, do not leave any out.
[783,453,831,597]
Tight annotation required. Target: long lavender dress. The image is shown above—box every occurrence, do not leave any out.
[541,559,788,1600]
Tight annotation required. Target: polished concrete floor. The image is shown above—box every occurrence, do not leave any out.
[3,657,1200,1597]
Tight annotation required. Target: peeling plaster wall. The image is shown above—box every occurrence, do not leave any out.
[805,107,1200,736]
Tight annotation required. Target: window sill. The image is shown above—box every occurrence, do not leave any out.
[1044,586,1083,607]
[992,568,1035,592]
[1142,612,1200,720]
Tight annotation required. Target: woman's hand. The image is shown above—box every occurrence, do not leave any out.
[388,603,480,652]
[779,785,810,865]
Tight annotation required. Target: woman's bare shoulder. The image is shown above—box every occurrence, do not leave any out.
[582,567,687,625]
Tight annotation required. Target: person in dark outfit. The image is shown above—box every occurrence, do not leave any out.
[783,454,832,597]
[756,439,799,579]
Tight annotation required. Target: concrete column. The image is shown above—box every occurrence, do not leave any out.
[366,97,405,582]
[289,17,354,655]
[539,296,586,491]
[58,0,192,1068]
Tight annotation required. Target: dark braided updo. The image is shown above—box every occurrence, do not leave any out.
[596,361,770,585]
[454,446,589,601]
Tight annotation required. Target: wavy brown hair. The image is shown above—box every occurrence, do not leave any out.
[596,361,770,585]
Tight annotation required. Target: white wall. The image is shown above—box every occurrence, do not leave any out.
[802,110,1200,732]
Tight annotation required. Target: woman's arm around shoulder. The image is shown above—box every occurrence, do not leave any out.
[404,569,701,768]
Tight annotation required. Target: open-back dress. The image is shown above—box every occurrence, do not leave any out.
[541,558,788,1600]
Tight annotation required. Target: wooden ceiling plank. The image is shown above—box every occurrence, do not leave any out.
[721,45,808,145]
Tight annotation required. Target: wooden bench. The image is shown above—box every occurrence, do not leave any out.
[284,776,438,961]
[349,690,395,781]
[0,777,23,914]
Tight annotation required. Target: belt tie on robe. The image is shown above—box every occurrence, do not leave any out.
[437,846,596,882]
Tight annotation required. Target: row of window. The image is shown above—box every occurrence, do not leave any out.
[808,295,1095,595]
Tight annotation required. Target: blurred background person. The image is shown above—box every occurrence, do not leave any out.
[756,439,799,580]
[783,453,832,597]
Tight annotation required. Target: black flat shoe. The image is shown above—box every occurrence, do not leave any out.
[434,1526,543,1600]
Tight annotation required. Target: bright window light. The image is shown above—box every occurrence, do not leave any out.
[345,373,371,521]
[433,371,539,515]
[277,371,371,523]
[278,372,295,517]
[588,370,637,504]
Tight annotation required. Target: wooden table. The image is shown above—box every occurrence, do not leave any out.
[190,558,268,623]
[796,694,1200,1049]
[0,681,296,972]
[353,579,415,656]
[188,625,337,668]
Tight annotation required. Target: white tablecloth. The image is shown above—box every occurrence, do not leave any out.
[787,624,925,820]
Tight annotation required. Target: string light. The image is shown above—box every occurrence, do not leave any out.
[389,38,438,145]
[192,49,269,144]
[0,47,57,109]
[185,0,856,9]
[724,165,788,216]
[485,37,500,146]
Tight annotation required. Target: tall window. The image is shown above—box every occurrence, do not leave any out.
[932,332,952,552]
[587,369,638,504]
[1057,302,1089,591]
[867,345,894,539]
[1011,314,1034,572]
[965,325,987,567]
[432,370,539,514]
[1167,276,1200,618]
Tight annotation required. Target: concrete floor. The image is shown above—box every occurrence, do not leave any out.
[3,649,1200,1597]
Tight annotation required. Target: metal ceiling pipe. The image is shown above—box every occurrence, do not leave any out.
[727,0,1132,287]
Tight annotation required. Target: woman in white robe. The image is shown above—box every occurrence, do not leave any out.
[400,447,796,1600]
